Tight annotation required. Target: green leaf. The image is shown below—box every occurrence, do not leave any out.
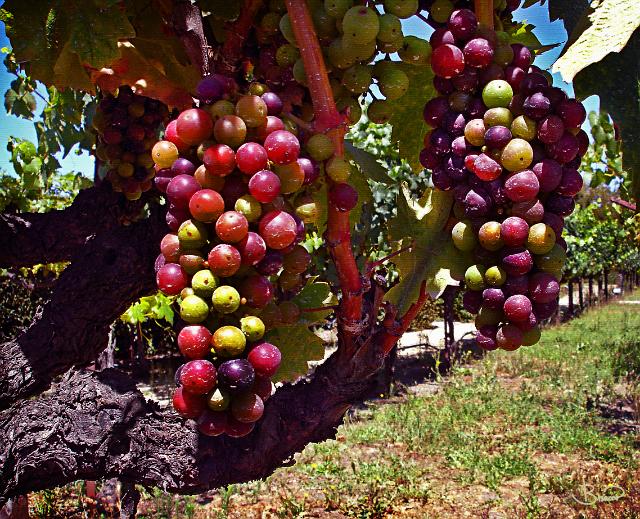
[552,0,640,82]
[347,160,373,227]
[266,325,325,383]
[291,280,335,325]
[344,140,392,184]
[389,186,453,242]
[311,181,328,237]
[386,63,435,172]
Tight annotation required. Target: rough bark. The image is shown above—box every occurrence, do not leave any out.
[0,206,166,409]
[0,186,147,268]
[0,330,387,504]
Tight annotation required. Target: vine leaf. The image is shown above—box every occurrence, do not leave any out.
[311,181,329,237]
[344,140,392,184]
[291,280,336,325]
[347,158,374,227]
[387,63,435,172]
[267,325,325,383]
[385,187,466,314]
[552,0,640,82]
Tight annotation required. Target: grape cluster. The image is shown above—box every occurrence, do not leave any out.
[421,9,588,350]
[254,0,432,125]
[94,86,169,200]
[153,76,344,437]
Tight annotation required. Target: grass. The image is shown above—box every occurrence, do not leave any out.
[26,292,640,518]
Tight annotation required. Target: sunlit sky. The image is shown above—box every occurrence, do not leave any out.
[0,3,597,178]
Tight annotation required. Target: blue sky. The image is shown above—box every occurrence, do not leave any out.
[0,3,597,178]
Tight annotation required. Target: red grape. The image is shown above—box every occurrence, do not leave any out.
[215,211,249,243]
[208,244,242,277]
[197,410,227,436]
[172,387,206,419]
[156,263,188,295]
[176,108,213,145]
[264,130,300,165]
[236,231,267,266]
[247,342,282,377]
[180,360,217,395]
[259,210,297,250]
[240,275,274,308]
[203,144,236,176]
[189,189,225,223]
[249,170,281,203]
[178,325,212,359]
[236,142,269,175]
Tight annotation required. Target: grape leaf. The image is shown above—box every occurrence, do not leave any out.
[291,280,336,325]
[552,0,640,82]
[503,21,560,54]
[345,140,392,184]
[386,63,435,172]
[311,181,329,237]
[348,159,374,227]
[385,187,468,314]
[266,325,325,383]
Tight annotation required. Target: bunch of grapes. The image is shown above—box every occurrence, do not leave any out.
[153,75,351,437]
[94,86,170,200]
[421,8,588,351]
[253,0,432,126]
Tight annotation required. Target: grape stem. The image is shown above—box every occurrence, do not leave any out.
[381,281,429,355]
[282,111,314,133]
[216,0,263,76]
[611,197,637,211]
[285,0,363,327]
[365,241,415,274]
[474,0,494,29]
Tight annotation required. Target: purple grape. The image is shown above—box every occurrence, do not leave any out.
[520,73,548,96]
[510,199,545,224]
[503,294,532,322]
[261,92,283,115]
[504,65,525,90]
[486,178,507,205]
[196,76,224,103]
[501,248,533,276]
[511,44,532,69]
[171,158,197,177]
[430,28,456,48]
[508,94,525,117]
[533,300,558,320]
[542,212,564,237]
[154,253,166,273]
[482,288,505,309]
[451,136,470,157]
[464,188,492,217]
[547,133,579,164]
[452,68,479,92]
[467,98,487,118]
[443,112,466,136]
[154,168,174,193]
[484,125,512,149]
[556,168,583,197]
[430,128,453,154]
[448,9,478,41]
[217,359,255,394]
[220,176,248,209]
[529,272,560,304]
[532,159,563,193]
[299,157,319,185]
[479,63,505,84]
[256,250,284,275]
[434,76,455,95]
[504,169,539,203]
[504,275,529,296]
[545,193,575,217]
[166,204,190,231]
[523,93,551,120]
[556,99,586,129]
[166,174,201,209]
[423,97,450,128]
[454,183,471,202]
[543,86,567,107]
[449,92,472,112]
[445,155,467,181]
[576,130,589,157]
[537,115,564,144]
[476,328,498,350]
[420,147,441,169]
[463,290,483,313]
[463,38,494,68]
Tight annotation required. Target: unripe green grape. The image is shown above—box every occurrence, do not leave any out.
[398,36,431,66]
[527,223,556,255]
[180,287,195,299]
[207,100,234,122]
[511,115,537,141]
[328,38,356,69]
[276,44,300,67]
[342,6,379,44]
[212,325,246,357]
[345,39,377,63]
[235,195,262,222]
[295,196,319,224]
[180,295,210,324]
[534,244,566,274]
[178,220,208,249]
[336,96,362,124]
[312,7,338,39]
[377,13,402,43]
[501,138,534,172]
[240,315,266,342]
[192,269,218,299]
[429,0,454,23]
[475,306,504,327]
[378,67,409,101]
[367,100,392,124]
[207,388,230,411]
[261,12,281,35]
[293,59,308,86]
[522,326,541,346]
[324,0,353,18]
[373,60,395,78]
[452,220,477,252]
[485,266,507,287]
[342,64,372,95]
[307,133,335,161]
[377,34,405,54]
[484,107,514,128]
[383,0,418,18]
[465,264,486,291]
[279,14,298,46]
[326,156,352,182]
[212,285,241,314]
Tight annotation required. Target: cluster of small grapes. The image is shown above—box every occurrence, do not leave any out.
[94,86,170,200]
[419,0,520,22]
[421,9,588,351]
[153,76,347,437]
[255,0,430,126]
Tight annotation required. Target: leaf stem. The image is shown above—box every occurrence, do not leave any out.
[366,241,415,273]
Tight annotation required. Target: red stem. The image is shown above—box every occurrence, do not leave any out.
[366,242,415,273]
[285,0,362,323]
[381,282,429,355]
[474,0,494,28]
[216,0,263,76]
[611,197,637,211]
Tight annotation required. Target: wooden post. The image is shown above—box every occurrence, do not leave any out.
[578,278,584,310]
[588,276,593,306]
[604,269,609,300]
[568,280,574,316]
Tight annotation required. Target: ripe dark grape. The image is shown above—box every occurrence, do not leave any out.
[503,294,532,322]
[240,275,274,308]
[236,232,267,266]
[173,387,206,419]
[208,244,242,277]
[167,174,201,209]
[247,342,282,377]
[532,159,562,192]
[256,250,284,275]
[217,359,255,394]
[236,142,269,175]
[180,360,217,395]
[431,44,465,78]
[329,183,358,212]
[197,410,228,436]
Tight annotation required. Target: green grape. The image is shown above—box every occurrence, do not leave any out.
[511,115,537,141]
[398,36,431,65]
[328,38,356,69]
[527,223,556,255]
[240,315,266,342]
[118,162,134,178]
[207,100,235,122]
[260,12,281,35]
[312,7,338,38]
[534,244,566,274]
[345,39,377,62]
[372,60,394,78]
[478,221,503,251]
[485,266,507,287]
[180,295,210,324]
[465,264,486,291]
[293,58,308,86]
[212,285,241,314]
[275,162,305,194]
[326,156,352,182]
[429,0,454,23]
[180,287,195,300]
[521,326,541,346]
[482,80,514,109]
[324,0,353,18]
[207,388,230,411]
[295,196,319,224]
[367,99,392,124]
[475,306,503,327]
[212,325,246,357]
[493,44,514,67]
[484,107,514,128]
[192,269,218,299]
[377,34,405,53]
[235,195,262,222]
[377,13,402,43]
[342,6,380,44]
[378,67,409,101]
[452,220,477,252]
[307,133,335,161]
[178,220,208,249]
[342,64,372,95]
[336,96,362,124]
[501,138,534,172]
[383,0,418,18]
[276,44,300,67]
[279,14,298,46]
